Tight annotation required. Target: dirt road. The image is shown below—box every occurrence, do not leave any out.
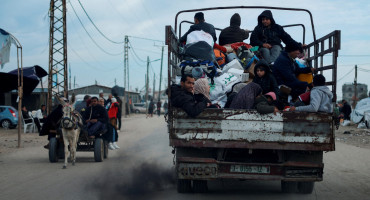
[0,115,369,200]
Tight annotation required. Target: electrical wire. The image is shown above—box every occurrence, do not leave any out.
[69,0,123,56]
[76,0,125,44]
[128,35,164,43]
[337,67,355,82]
[67,11,120,70]
[128,41,147,62]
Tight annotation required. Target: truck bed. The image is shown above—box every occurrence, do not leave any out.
[169,108,335,151]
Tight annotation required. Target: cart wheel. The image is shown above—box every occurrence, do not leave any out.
[103,140,109,159]
[177,179,192,193]
[298,182,315,194]
[281,181,297,193]
[193,180,208,193]
[57,140,65,159]
[49,137,58,163]
[94,138,104,162]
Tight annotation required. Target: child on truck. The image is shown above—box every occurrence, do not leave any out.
[289,74,333,113]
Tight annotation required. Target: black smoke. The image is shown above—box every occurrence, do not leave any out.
[87,162,176,200]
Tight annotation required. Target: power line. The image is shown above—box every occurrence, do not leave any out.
[128,35,164,43]
[76,0,125,44]
[69,0,123,56]
[128,41,147,62]
[67,10,120,70]
[337,67,355,82]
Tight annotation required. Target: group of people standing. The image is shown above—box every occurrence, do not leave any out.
[171,10,334,117]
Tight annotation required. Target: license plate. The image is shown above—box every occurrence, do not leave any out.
[230,165,270,174]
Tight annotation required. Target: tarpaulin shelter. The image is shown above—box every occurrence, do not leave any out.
[0,65,47,96]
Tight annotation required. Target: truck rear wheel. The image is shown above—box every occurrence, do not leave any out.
[177,179,191,193]
[281,181,297,193]
[298,182,314,194]
[193,180,208,193]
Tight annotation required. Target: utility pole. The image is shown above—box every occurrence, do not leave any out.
[69,63,71,90]
[145,56,149,114]
[48,0,68,114]
[73,76,75,89]
[115,78,117,86]
[153,73,156,100]
[158,46,164,102]
[124,35,130,116]
[353,65,358,108]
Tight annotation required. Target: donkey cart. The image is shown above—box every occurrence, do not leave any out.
[48,128,109,163]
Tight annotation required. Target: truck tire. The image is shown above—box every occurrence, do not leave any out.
[103,140,109,159]
[193,180,208,193]
[49,137,58,163]
[177,179,191,193]
[281,181,297,193]
[298,182,315,194]
[94,138,104,162]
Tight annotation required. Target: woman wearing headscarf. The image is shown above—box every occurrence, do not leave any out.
[229,82,263,109]
[194,78,220,108]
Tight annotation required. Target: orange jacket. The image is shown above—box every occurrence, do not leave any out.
[108,102,119,119]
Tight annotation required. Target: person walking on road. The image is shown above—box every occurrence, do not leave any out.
[156,101,162,117]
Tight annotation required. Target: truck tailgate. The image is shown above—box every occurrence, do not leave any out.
[169,108,334,151]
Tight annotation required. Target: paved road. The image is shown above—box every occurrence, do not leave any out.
[0,115,369,200]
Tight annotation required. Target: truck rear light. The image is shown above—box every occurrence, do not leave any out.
[9,108,16,118]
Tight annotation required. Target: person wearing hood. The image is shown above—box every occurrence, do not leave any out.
[254,92,279,115]
[180,12,217,44]
[170,74,210,117]
[273,41,315,99]
[289,74,333,113]
[219,13,250,46]
[250,10,297,64]
[253,59,279,99]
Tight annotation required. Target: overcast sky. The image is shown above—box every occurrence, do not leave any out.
[1,0,370,99]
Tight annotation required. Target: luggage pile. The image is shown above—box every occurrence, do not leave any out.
[175,30,260,108]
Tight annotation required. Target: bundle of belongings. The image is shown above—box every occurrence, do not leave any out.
[175,30,260,108]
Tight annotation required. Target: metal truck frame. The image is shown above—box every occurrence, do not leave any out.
[165,6,340,194]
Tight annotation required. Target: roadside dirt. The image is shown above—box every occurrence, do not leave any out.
[1,117,370,155]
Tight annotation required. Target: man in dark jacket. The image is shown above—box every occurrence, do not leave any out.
[83,97,108,137]
[250,10,297,64]
[180,12,217,43]
[170,74,209,117]
[219,13,250,46]
[340,99,352,120]
[273,41,315,99]
[253,59,279,99]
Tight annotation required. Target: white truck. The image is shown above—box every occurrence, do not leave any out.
[165,6,340,194]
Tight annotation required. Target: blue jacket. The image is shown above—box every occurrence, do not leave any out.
[272,51,311,90]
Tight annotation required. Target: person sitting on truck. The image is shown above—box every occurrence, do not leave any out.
[179,12,217,44]
[194,78,220,108]
[254,92,279,115]
[219,13,250,46]
[289,74,333,113]
[82,97,108,138]
[170,74,210,117]
[272,41,315,100]
[229,82,263,109]
[253,59,279,99]
[250,10,297,64]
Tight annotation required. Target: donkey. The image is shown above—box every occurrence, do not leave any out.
[56,94,83,169]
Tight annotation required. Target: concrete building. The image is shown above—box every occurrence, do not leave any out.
[342,83,368,106]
